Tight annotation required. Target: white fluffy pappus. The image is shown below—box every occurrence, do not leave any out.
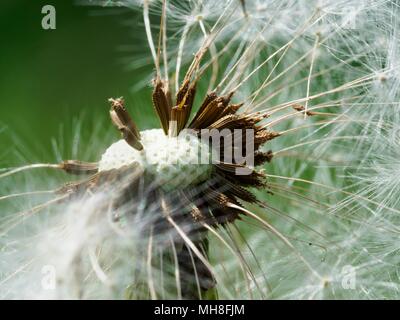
[2,0,400,300]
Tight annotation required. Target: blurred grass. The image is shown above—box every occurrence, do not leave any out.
[0,0,157,167]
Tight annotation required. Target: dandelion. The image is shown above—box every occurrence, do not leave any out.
[2,0,400,299]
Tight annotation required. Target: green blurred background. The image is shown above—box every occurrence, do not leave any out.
[0,0,157,167]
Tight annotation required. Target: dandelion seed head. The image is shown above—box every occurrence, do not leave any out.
[3,0,400,300]
[99,128,212,190]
